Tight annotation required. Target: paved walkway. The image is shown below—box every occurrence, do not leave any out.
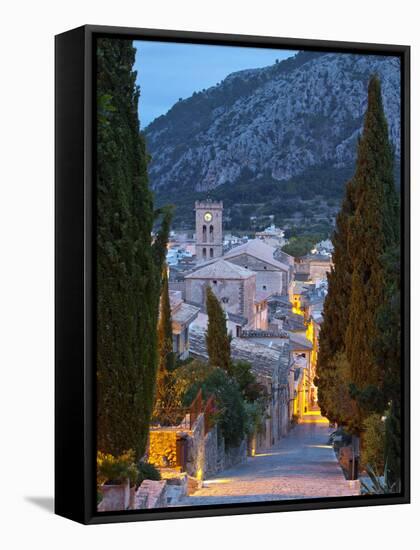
[176,412,358,506]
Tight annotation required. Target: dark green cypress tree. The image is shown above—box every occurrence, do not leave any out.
[96,38,170,461]
[317,75,400,446]
[317,179,355,424]
[153,266,176,418]
[158,267,175,373]
[345,76,399,430]
[205,286,232,373]
[376,242,401,484]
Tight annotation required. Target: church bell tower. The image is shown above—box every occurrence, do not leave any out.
[195,200,223,263]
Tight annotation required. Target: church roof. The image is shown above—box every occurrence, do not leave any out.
[184,259,255,280]
[223,239,290,271]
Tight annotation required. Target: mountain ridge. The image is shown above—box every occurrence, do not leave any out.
[144,50,400,229]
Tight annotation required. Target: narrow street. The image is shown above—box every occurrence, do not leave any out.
[178,411,358,505]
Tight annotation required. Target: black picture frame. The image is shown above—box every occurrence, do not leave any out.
[55,24,410,525]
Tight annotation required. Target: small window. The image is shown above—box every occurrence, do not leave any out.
[203,248,207,258]
[245,266,248,269]
[210,248,214,258]
[222,297,229,303]
[264,266,267,270]
[262,285,267,290]
[213,280,218,285]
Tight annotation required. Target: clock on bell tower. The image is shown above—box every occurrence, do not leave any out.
[195,200,223,263]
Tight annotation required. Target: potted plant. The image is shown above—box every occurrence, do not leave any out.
[97,450,138,512]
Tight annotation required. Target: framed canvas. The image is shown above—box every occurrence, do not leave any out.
[55,25,410,525]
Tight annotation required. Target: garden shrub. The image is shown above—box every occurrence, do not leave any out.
[361,413,385,474]
[174,363,246,448]
[136,461,161,487]
[97,450,138,486]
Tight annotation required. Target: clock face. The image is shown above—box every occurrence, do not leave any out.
[204,212,213,222]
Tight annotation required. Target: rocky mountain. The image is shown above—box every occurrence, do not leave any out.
[144,51,400,229]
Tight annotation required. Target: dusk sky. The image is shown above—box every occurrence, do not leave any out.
[133,40,296,128]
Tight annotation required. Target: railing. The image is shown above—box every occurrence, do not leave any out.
[204,395,217,434]
[152,388,217,433]
[189,388,202,428]
[151,408,190,429]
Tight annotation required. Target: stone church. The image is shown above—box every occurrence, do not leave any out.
[223,238,292,296]
[184,259,268,332]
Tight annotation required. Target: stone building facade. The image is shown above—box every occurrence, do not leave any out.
[224,239,292,296]
[295,254,333,283]
[184,259,257,328]
[195,200,223,262]
[169,290,200,360]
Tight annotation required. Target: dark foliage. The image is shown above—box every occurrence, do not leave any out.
[136,461,161,487]
[182,367,247,448]
[153,266,176,420]
[317,75,400,478]
[205,286,232,374]
[96,38,170,461]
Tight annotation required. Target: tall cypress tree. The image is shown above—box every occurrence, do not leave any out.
[317,76,400,447]
[205,286,232,373]
[153,266,175,418]
[376,242,401,483]
[345,76,399,429]
[96,39,170,460]
[317,179,355,424]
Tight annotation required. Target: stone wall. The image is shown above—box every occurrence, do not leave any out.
[215,435,247,473]
[98,479,130,512]
[204,425,219,477]
[309,261,332,283]
[185,413,205,478]
[148,415,249,487]
[135,480,167,509]
[149,429,178,468]
[223,439,247,470]
[169,280,186,298]
[186,278,244,317]
[228,254,284,295]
